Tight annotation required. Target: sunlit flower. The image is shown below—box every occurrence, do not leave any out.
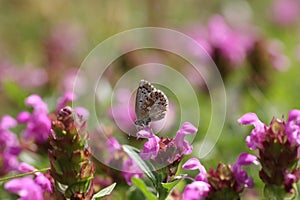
[238,110,300,192]
[182,154,256,200]
[139,122,197,163]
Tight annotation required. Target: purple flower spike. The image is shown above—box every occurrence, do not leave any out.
[175,122,197,155]
[140,135,160,160]
[5,177,44,200]
[182,181,210,200]
[207,15,254,65]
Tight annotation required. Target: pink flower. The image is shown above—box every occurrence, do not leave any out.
[238,112,266,150]
[209,15,253,65]
[174,122,197,155]
[140,134,160,160]
[5,177,44,200]
[56,91,75,112]
[0,115,21,175]
[18,162,52,192]
[233,153,258,188]
[271,0,300,26]
[182,181,210,200]
[18,94,51,143]
[106,137,122,156]
[139,122,197,162]
[121,158,145,185]
[182,158,207,182]
[108,89,136,132]
[286,109,300,146]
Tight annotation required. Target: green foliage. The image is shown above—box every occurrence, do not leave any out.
[92,183,116,200]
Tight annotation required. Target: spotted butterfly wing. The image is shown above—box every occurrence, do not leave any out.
[134,80,168,126]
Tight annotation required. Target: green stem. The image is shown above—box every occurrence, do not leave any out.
[157,183,169,200]
[0,167,50,182]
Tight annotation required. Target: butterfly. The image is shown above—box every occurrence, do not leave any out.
[134,80,168,127]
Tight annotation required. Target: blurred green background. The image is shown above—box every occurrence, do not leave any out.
[0,0,299,199]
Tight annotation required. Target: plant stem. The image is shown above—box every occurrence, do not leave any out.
[0,167,50,182]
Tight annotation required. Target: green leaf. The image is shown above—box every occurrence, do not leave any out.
[92,182,116,200]
[3,81,28,108]
[122,145,157,185]
[161,178,182,193]
[131,177,157,200]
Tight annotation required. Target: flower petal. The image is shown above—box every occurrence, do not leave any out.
[238,113,260,125]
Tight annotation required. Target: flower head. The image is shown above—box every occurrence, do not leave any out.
[238,110,300,192]
[49,106,95,199]
[207,15,254,65]
[182,155,256,200]
[139,122,197,164]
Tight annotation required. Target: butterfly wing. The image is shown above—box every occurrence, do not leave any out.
[135,80,155,126]
[148,89,168,121]
[135,80,168,126]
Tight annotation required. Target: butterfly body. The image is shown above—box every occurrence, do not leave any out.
[134,80,168,127]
